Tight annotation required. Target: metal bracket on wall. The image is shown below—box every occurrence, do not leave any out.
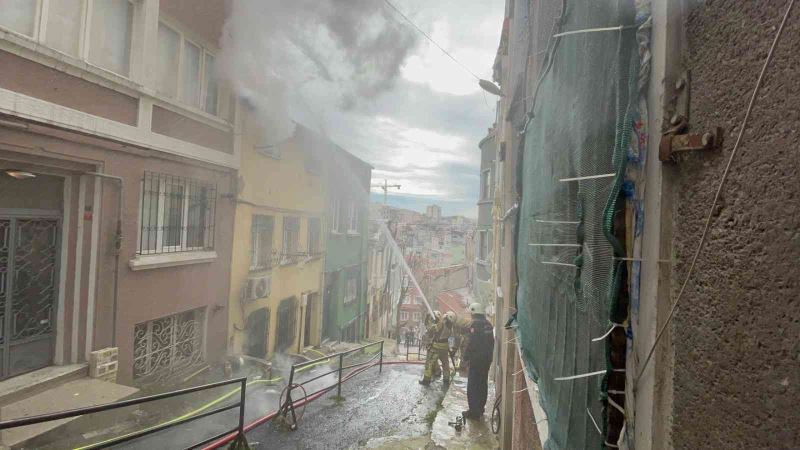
[659,126,724,162]
[660,73,724,162]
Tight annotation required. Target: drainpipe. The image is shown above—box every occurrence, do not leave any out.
[85,172,123,348]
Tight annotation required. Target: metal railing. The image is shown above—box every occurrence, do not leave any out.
[0,377,247,450]
[280,340,384,430]
[405,336,427,361]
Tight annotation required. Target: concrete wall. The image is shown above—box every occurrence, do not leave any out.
[0,123,235,385]
[669,1,800,447]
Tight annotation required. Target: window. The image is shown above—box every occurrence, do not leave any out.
[344,276,357,304]
[133,308,205,380]
[307,217,321,255]
[281,216,300,264]
[347,201,359,234]
[478,230,489,261]
[180,40,201,106]
[0,0,132,74]
[89,0,133,76]
[45,0,84,57]
[480,169,491,200]
[275,297,297,352]
[331,198,342,233]
[138,171,216,255]
[0,0,38,38]
[156,23,180,97]
[250,215,274,270]
[156,20,220,114]
[413,312,421,322]
[203,53,218,114]
[400,311,409,321]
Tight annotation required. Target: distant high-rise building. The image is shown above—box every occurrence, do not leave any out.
[425,204,442,220]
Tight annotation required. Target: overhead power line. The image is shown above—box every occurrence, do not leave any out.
[382,0,481,81]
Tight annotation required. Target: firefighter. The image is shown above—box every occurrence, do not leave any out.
[461,302,495,420]
[419,310,454,386]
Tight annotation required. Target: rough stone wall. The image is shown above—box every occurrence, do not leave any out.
[672,1,800,448]
[511,350,541,450]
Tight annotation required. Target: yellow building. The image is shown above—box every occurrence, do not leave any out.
[227,107,325,359]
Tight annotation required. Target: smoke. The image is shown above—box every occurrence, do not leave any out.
[219,0,418,144]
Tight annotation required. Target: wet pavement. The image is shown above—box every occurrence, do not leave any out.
[430,374,498,450]
[247,364,444,450]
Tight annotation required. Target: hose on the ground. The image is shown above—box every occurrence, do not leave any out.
[201,360,425,450]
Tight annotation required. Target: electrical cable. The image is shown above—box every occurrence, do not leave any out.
[635,0,796,385]
[382,0,481,81]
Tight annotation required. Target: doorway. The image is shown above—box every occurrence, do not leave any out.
[0,216,60,379]
[303,293,317,348]
[244,308,269,359]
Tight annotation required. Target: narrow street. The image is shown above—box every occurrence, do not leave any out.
[247,364,443,450]
[99,364,442,450]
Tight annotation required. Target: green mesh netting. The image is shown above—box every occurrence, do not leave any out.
[515,1,638,449]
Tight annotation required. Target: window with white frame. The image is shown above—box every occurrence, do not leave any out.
[138,171,216,255]
[347,201,359,234]
[400,311,409,321]
[250,215,274,270]
[413,312,421,322]
[344,276,357,304]
[0,0,133,76]
[478,230,489,261]
[156,20,220,115]
[331,197,342,233]
[480,169,491,200]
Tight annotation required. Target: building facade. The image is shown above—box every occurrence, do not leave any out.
[0,0,236,386]
[487,1,800,449]
[226,119,325,360]
[473,129,495,307]
[424,204,441,221]
[322,144,372,343]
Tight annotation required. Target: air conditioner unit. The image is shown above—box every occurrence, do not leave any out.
[241,275,271,303]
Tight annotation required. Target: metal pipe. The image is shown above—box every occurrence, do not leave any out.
[84,172,123,348]
[238,379,247,436]
[337,353,344,399]
[379,340,384,373]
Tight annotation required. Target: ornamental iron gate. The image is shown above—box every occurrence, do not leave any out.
[0,217,60,380]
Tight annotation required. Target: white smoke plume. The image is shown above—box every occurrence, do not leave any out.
[219,0,419,145]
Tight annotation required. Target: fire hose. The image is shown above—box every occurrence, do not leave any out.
[201,360,425,450]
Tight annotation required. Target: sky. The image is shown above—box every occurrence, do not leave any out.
[221,0,505,219]
[335,0,504,218]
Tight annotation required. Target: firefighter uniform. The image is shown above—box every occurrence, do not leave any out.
[462,305,495,419]
[420,313,453,385]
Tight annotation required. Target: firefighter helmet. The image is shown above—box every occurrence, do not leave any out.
[469,302,485,315]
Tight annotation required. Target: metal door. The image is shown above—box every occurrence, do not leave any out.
[0,217,60,379]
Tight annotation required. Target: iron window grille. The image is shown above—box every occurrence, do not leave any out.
[281,216,300,265]
[138,171,216,255]
[250,215,275,271]
[275,297,297,352]
[133,307,206,381]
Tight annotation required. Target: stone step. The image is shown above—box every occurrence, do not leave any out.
[0,377,138,448]
[0,364,88,407]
